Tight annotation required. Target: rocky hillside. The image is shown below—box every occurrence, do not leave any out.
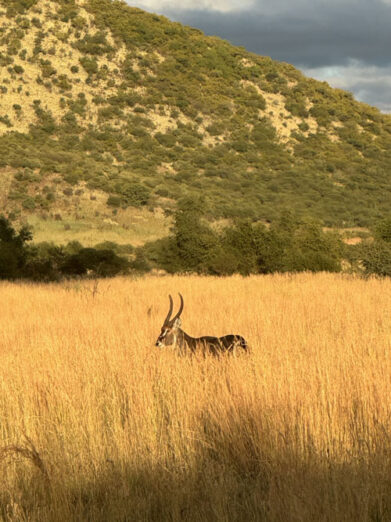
[0,0,390,241]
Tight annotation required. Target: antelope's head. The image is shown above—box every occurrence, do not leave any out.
[156,293,184,348]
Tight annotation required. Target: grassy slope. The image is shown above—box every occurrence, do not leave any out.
[1,273,391,520]
[0,0,390,244]
[27,207,169,245]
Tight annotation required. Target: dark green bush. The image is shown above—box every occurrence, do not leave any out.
[24,242,65,282]
[374,217,391,242]
[13,64,24,74]
[94,241,134,254]
[361,240,391,277]
[22,197,36,210]
[130,248,151,272]
[360,217,391,277]
[79,56,98,75]
[61,247,128,277]
[155,132,176,148]
[107,195,122,207]
[0,215,32,279]
[114,181,150,207]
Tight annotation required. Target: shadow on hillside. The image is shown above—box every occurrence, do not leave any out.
[2,412,391,521]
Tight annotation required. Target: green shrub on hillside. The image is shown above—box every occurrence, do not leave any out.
[74,31,113,55]
[7,0,38,14]
[112,180,150,207]
[79,56,98,75]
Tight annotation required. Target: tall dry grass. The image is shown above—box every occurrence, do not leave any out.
[0,273,390,521]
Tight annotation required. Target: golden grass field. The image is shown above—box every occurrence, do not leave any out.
[0,273,391,521]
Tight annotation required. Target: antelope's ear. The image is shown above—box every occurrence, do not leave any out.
[173,317,181,328]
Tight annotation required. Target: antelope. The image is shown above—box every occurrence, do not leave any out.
[155,293,248,355]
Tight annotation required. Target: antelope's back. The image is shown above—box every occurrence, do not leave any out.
[197,334,248,355]
[221,334,248,352]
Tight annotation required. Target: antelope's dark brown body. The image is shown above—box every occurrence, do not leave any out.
[155,294,248,355]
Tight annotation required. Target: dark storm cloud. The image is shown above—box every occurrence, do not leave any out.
[160,0,391,68]
[129,0,391,111]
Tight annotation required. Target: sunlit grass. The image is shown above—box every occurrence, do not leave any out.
[27,207,169,246]
[0,273,390,521]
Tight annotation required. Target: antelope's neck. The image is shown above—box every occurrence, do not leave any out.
[176,329,196,352]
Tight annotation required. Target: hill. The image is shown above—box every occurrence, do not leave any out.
[1,0,391,244]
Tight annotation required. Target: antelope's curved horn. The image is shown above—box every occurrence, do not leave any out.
[164,294,174,325]
[172,293,184,322]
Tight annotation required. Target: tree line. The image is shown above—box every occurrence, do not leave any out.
[0,215,128,281]
[0,206,390,281]
[140,198,391,277]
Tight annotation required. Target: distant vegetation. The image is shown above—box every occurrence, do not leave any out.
[140,199,344,275]
[0,0,390,230]
[360,218,391,277]
[140,199,391,277]
[1,211,390,280]
[0,215,129,280]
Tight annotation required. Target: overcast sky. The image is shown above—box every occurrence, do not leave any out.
[127,0,391,113]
